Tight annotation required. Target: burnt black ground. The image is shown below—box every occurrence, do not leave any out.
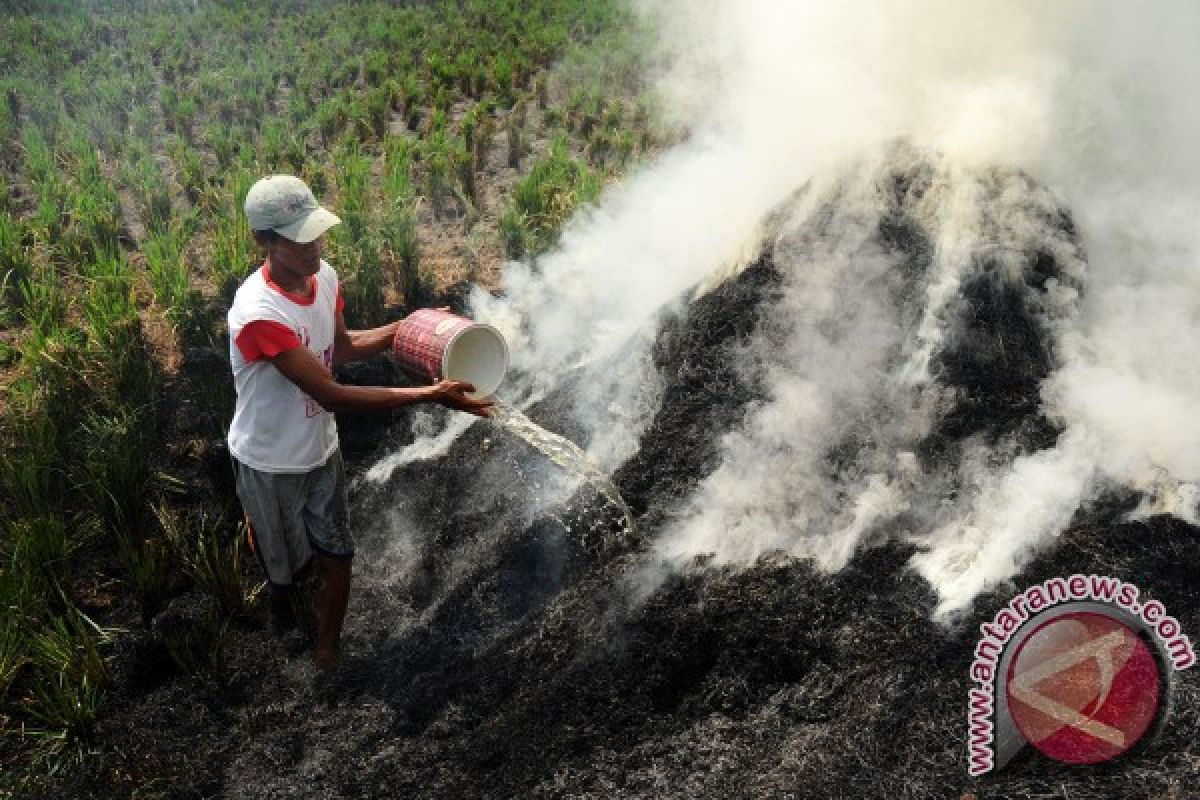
[36,160,1200,799]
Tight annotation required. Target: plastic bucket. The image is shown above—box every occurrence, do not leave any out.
[392,309,508,398]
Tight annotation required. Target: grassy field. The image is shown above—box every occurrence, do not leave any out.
[0,0,661,789]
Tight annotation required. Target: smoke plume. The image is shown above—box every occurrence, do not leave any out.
[370,1,1200,619]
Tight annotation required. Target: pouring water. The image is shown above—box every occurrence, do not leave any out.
[489,401,635,536]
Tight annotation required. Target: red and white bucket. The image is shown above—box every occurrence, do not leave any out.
[392,309,508,398]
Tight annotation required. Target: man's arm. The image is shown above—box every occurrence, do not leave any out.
[268,345,493,416]
[331,311,398,366]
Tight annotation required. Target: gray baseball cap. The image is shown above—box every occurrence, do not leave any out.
[244,174,341,243]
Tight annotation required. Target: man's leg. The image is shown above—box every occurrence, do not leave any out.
[303,449,355,672]
[245,513,298,638]
[313,554,351,671]
[269,585,298,636]
[233,462,313,647]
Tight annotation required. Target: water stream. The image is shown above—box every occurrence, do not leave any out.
[489,402,636,536]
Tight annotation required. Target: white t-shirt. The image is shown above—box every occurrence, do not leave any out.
[227,260,343,473]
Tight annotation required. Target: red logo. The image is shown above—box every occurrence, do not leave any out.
[1005,611,1160,764]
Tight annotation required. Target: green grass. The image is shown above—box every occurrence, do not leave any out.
[1,386,67,519]
[22,607,110,754]
[161,615,230,689]
[160,507,261,622]
[76,408,152,538]
[502,134,602,258]
[128,154,174,233]
[3,515,76,608]
[0,618,25,703]
[114,526,174,626]
[27,608,108,690]
[143,219,197,330]
[0,0,647,786]
[80,255,158,412]
[25,669,104,753]
[382,136,427,306]
[0,212,35,308]
[210,170,256,302]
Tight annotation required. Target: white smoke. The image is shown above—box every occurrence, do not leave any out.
[651,152,1087,612]
[359,410,476,485]
[637,0,1200,617]
[908,426,1102,616]
[466,134,807,466]
[369,1,1200,618]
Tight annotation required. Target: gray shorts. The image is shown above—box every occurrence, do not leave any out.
[232,449,354,587]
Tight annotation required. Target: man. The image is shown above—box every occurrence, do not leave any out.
[227,174,492,673]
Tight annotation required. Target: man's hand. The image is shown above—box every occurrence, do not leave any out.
[428,379,495,418]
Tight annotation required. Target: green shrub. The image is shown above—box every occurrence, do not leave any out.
[0,618,24,703]
[331,234,387,329]
[472,108,496,172]
[383,133,416,180]
[143,220,197,332]
[114,526,174,626]
[0,211,34,307]
[420,141,443,212]
[503,134,601,257]
[389,206,422,306]
[334,139,372,242]
[505,102,525,169]
[168,137,205,204]
[76,408,152,540]
[27,607,108,690]
[350,88,390,141]
[400,74,422,130]
[315,96,347,144]
[565,86,602,135]
[141,161,173,232]
[499,205,530,260]
[130,104,156,142]
[0,392,66,520]
[286,93,312,129]
[22,128,68,239]
[80,256,158,412]
[21,126,56,186]
[158,506,261,622]
[211,170,255,302]
[63,187,122,264]
[491,53,515,105]
[26,669,104,752]
[24,607,109,751]
[161,616,229,688]
[205,124,239,171]
[363,50,389,87]
[381,143,425,306]
[3,515,75,606]
[258,119,304,174]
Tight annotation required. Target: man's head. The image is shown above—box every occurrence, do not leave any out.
[245,174,340,243]
[245,174,341,278]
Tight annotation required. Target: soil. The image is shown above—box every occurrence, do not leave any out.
[29,156,1200,799]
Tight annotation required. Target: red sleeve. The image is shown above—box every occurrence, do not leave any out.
[335,286,345,314]
[235,320,302,362]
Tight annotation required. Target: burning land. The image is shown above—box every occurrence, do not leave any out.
[4,2,1200,799]
[25,148,1198,799]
